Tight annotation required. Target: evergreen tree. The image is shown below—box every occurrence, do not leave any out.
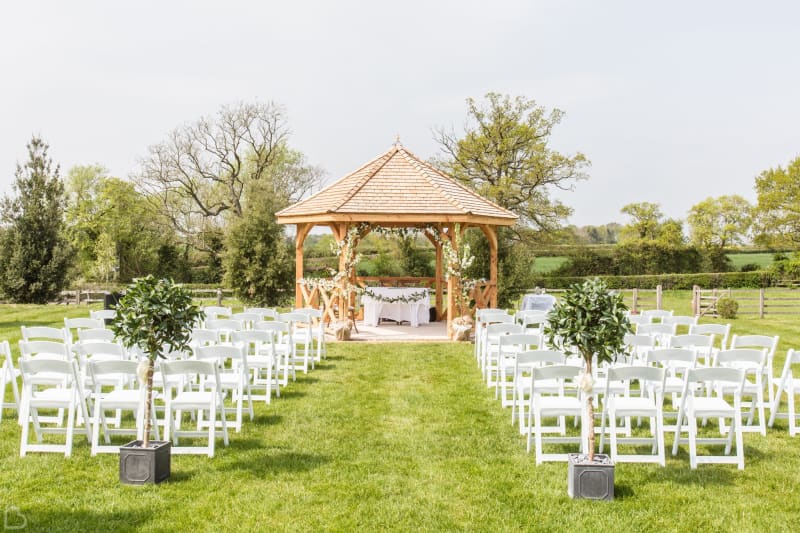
[0,137,71,303]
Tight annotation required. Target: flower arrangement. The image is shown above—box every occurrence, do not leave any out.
[362,287,428,304]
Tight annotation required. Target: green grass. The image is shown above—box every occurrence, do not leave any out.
[533,256,568,274]
[727,253,775,270]
[1,302,800,531]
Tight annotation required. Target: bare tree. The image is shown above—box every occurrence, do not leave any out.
[138,101,321,251]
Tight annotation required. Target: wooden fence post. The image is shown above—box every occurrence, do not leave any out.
[632,288,639,313]
[692,285,699,316]
[216,288,223,306]
[759,288,765,319]
[656,284,663,310]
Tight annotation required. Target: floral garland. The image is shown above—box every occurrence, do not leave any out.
[362,287,428,304]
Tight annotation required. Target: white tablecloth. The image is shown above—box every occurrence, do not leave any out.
[362,287,430,327]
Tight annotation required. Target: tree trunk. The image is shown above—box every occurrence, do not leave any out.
[585,358,595,462]
[143,359,154,448]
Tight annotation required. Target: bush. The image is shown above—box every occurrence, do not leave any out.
[518,270,774,293]
[716,297,739,319]
[740,263,760,272]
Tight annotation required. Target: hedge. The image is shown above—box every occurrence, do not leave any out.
[513,270,776,293]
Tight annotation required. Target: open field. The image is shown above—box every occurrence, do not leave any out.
[1,300,799,531]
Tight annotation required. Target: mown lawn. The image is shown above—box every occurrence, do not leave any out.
[1,302,799,531]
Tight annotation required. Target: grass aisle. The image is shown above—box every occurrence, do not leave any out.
[1,340,799,531]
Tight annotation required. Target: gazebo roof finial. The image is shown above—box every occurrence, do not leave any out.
[394,133,401,147]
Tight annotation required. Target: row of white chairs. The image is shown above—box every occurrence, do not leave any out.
[2,306,329,458]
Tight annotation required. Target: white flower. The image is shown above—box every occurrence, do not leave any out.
[137,359,150,384]
[578,372,594,393]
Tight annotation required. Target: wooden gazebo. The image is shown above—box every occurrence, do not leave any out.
[275,142,518,332]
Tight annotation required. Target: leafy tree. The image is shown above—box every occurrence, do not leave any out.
[138,101,322,254]
[92,232,117,283]
[0,137,71,303]
[223,180,294,305]
[65,167,168,281]
[753,157,800,248]
[619,202,664,242]
[688,195,752,249]
[434,93,589,232]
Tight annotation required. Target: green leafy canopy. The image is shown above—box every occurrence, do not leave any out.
[545,278,632,365]
[109,275,203,360]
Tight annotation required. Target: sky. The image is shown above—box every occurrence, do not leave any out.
[1,0,798,227]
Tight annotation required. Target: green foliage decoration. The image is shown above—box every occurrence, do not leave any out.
[110,275,203,446]
[545,278,632,461]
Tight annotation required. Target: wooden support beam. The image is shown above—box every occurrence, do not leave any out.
[294,223,312,309]
[479,225,499,309]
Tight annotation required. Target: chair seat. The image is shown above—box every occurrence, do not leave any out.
[96,389,141,409]
[171,391,216,408]
[690,397,735,417]
[533,395,581,414]
[29,388,75,408]
[608,396,657,416]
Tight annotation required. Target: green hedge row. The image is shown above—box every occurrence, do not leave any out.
[513,270,776,292]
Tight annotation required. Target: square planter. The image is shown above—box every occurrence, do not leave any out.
[567,453,614,500]
[120,440,171,485]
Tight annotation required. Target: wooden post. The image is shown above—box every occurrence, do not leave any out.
[759,288,765,319]
[656,284,663,310]
[692,285,699,316]
[294,223,312,309]
[435,240,443,321]
[216,288,222,306]
[480,225,499,309]
[632,288,639,313]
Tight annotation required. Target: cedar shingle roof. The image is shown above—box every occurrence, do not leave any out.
[276,144,518,226]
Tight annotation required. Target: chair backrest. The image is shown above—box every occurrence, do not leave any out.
[20,326,68,343]
[500,333,543,353]
[231,312,260,327]
[626,315,652,326]
[231,329,273,354]
[295,308,323,320]
[516,350,565,367]
[476,308,507,321]
[532,364,581,383]
[624,333,656,349]
[636,323,677,336]
[77,328,116,343]
[245,307,278,320]
[716,348,765,370]
[670,334,714,349]
[205,319,244,333]
[89,359,138,377]
[777,349,800,381]
[64,317,105,331]
[641,309,674,322]
[685,366,745,394]
[606,365,666,388]
[194,344,246,368]
[663,315,698,327]
[160,360,220,392]
[203,306,233,320]
[480,312,514,326]
[90,309,116,321]
[646,347,696,367]
[515,310,548,326]
[255,320,290,335]
[191,328,220,347]
[20,358,78,381]
[278,312,310,324]
[730,334,779,355]
[689,323,732,349]
[77,342,126,361]
[19,340,71,361]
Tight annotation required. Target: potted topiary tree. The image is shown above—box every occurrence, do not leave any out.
[110,275,203,485]
[545,278,632,500]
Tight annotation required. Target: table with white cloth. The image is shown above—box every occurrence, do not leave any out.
[362,287,431,327]
[520,293,557,312]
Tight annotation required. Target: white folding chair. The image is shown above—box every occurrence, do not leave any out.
[194,345,253,432]
[19,359,91,457]
[21,326,69,343]
[255,320,295,386]
[64,317,105,344]
[190,328,221,348]
[90,309,117,322]
[204,318,244,344]
[232,330,281,404]
[622,334,656,365]
[514,310,549,334]
[673,366,746,470]
[636,323,677,347]
[511,350,565,435]
[484,323,524,388]
[769,349,800,436]
[245,307,279,321]
[160,359,229,457]
[670,334,715,367]
[646,348,697,430]
[715,348,767,436]
[77,328,116,344]
[662,315,698,333]
[295,308,327,362]
[475,309,512,367]
[527,364,583,463]
[626,314,652,327]
[641,309,674,323]
[689,323,732,352]
[497,333,543,407]
[88,359,159,455]
[279,312,314,374]
[729,334,779,407]
[599,366,667,465]
[231,312,260,330]
[202,306,233,321]
[1,340,21,423]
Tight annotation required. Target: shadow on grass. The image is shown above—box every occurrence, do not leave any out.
[17,507,153,532]
[220,450,330,477]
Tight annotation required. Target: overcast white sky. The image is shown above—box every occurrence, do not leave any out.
[1,1,798,227]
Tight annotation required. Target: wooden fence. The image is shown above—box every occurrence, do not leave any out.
[57,288,235,306]
[692,286,800,318]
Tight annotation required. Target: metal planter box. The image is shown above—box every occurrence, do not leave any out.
[567,453,614,501]
[119,440,171,485]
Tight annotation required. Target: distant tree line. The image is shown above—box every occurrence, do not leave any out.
[2,95,798,305]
